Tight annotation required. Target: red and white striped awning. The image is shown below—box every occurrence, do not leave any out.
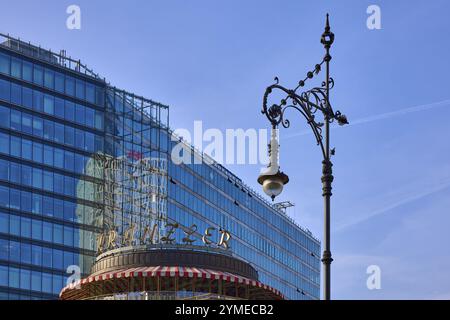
[60,266,284,299]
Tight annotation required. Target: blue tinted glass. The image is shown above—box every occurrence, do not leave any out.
[54,97,64,118]
[75,79,85,100]
[43,171,53,192]
[43,145,53,166]
[0,186,8,208]
[53,224,63,244]
[54,149,64,169]
[11,58,21,78]
[21,139,32,160]
[11,83,21,104]
[10,110,21,131]
[0,79,10,101]
[0,105,10,128]
[32,221,42,241]
[43,223,52,243]
[65,101,75,121]
[86,83,95,103]
[43,120,54,140]
[32,90,43,111]
[31,245,42,265]
[9,267,20,289]
[32,117,43,138]
[43,196,53,217]
[42,249,53,268]
[55,72,64,92]
[94,110,103,130]
[0,265,7,287]
[31,271,41,291]
[0,53,10,75]
[53,174,64,195]
[22,113,32,135]
[85,132,94,152]
[65,76,75,96]
[9,189,20,210]
[75,104,85,125]
[0,212,7,233]
[0,159,8,180]
[64,126,74,147]
[20,217,31,238]
[44,69,54,89]
[42,272,52,293]
[20,242,31,264]
[85,107,94,128]
[54,123,64,144]
[22,61,33,82]
[43,94,54,115]
[20,269,31,290]
[64,226,73,246]
[20,191,32,212]
[52,249,63,269]
[32,193,42,215]
[74,154,85,174]
[22,87,33,108]
[64,150,74,171]
[33,142,43,163]
[75,129,85,150]
[9,240,20,262]
[9,163,20,183]
[33,65,43,85]
[32,168,42,189]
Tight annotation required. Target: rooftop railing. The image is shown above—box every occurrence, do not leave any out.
[0,32,104,80]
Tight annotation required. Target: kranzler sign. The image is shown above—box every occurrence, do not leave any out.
[96,221,232,255]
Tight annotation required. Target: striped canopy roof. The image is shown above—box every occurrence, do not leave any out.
[60,266,284,299]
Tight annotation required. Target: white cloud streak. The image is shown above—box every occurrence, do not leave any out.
[282,99,450,140]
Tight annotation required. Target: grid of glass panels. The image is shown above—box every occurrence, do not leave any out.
[0,48,105,299]
[0,41,319,301]
[167,144,321,300]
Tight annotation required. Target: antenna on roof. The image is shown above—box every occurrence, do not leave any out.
[273,201,295,214]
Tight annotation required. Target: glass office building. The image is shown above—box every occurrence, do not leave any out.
[0,34,320,300]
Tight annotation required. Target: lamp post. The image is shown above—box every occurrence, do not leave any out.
[257,14,348,300]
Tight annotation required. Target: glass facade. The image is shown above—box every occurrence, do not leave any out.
[0,36,320,300]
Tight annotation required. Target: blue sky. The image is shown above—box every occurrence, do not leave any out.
[2,0,450,299]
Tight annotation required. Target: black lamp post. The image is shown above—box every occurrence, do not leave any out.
[257,14,348,300]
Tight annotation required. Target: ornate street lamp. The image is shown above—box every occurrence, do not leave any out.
[257,14,348,300]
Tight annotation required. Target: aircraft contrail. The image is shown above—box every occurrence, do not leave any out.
[334,177,450,232]
[282,99,450,140]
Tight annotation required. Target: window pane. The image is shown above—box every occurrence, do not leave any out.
[33,90,43,112]
[0,105,10,128]
[64,126,74,147]
[65,76,75,96]
[55,72,64,92]
[32,142,43,163]
[22,139,32,160]
[43,94,54,115]
[43,120,54,141]
[22,87,33,108]
[33,117,43,138]
[86,83,95,103]
[54,97,64,118]
[11,58,21,78]
[65,101,75,121]
[22,113,32,134]
[22,61,33,82]
[75,79,85,100]
[44,69,54,89]
[0,53,10,75]
[0,79,10,101]
[0,133,9,155]
[75,104,85,125]
[33,65,43,85]
[43,145,53,166]
[11,83,21,105]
